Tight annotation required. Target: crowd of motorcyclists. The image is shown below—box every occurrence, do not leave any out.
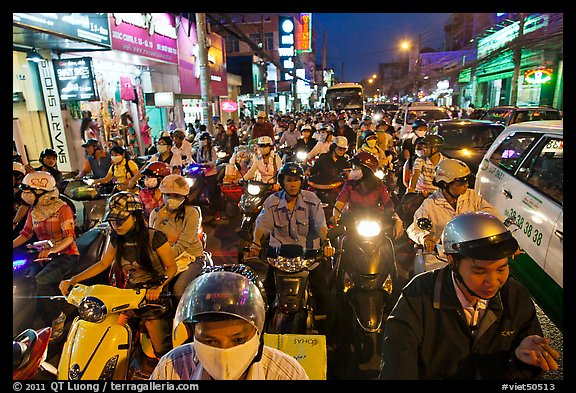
[12,106,560,381]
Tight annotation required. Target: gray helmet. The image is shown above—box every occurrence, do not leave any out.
[442,212,519,260]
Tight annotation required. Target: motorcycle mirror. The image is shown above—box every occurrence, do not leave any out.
[416,217,433,231]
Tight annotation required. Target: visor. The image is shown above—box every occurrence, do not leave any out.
[448,231,519,260]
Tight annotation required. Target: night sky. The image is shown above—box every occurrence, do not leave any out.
[313,13,452,83]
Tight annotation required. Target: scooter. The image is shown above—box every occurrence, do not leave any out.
[57,276,168,380]
[328,209,398,379]
[13,327,57,380]
[63,177,114,234]
[307,173,346,222]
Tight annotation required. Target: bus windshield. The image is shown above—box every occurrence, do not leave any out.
[325,85,364,111]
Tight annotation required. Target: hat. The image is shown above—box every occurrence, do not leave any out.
[102,191,143,222]
[333,136,348,148]
[82,138,99,148]
[257,111,267,118]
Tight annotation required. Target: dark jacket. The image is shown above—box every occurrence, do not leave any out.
[293,137,316,153]
[379,266,544,380]
[308,151,350,182]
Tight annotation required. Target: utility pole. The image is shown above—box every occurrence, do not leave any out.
[510,13,525,106]
[292,55,298,113]
[260,15,269,115]
[196,13,214,134]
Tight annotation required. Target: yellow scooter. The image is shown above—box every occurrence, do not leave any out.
[57,277,167,380]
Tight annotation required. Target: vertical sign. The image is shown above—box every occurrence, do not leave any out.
[278,16,295,81]
[298,13,312,53]
[37,60,72,172]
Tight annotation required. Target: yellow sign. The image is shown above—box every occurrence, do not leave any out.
[263,333,327,380]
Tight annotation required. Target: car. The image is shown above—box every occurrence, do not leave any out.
[397,101,452,136]
[429,119,505,176]
[478,105,562,127]
[474,120,563,330]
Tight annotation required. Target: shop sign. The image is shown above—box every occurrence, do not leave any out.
[297,13,312,53]
[37,60,73,172]
[53,57,99,102]
[278,16,295,81]
[523,68,553,85]
[13,13,111,48]
[221,100,239,112]
[154,92,174,107]
[109,13,178,64]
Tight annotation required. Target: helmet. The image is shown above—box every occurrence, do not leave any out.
[159,174,190,196]
[363,115,372,122]
[412,118,427,130]
[360,129,377,146]
[82,138,100,148]
[102,191,143,222]
[39,148,57,160]
[442,212,519,260]
[199,131,212,141]
[13,162,26,177]
[277,162,305,185]
[422,134,444,149]
[173,264,266,346]
[20,171,56,192]
[300,124,312,132]
[257,136,273,146]
[141,161,171,178]
[319,123,334,133]
[433,159,472,186]
[348,151,379,173]
[332,136,348,149]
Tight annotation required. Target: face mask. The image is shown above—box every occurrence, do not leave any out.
[414,130,427,138]
[144,177,158,189]
[194,333,260,380]
[348,168,363,181]
[21,191,36,206]
[163,195,185,211]
[415,149,426,158]
[111,155,123,164]
[366,139,377,148]
[157,145,169,154]
[319,132,328,142]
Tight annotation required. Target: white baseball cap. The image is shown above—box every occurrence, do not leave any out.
[333,136,348,149]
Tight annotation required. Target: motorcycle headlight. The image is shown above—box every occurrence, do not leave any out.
[78,296,107,323]
[296,151,307,161]
[374,169,385,180]
[185,177,195,187]
[247,184,261,196]
[357,220,381,238]
[268,256,314,273]
[217,151,227,158]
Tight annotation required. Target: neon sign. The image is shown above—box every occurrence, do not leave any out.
[298,13,312,53]
[524,68,553,85]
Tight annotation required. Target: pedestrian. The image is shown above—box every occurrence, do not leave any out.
[140,115,153,154]
[379,211,561,380]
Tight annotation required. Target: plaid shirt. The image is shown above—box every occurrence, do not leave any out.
[413,153,446,193]
[20,205,79,255]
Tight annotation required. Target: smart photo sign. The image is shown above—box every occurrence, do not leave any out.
[53,57,99,102]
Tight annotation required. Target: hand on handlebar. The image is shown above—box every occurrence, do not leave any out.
[248,244,261,258]
[146,286,163,302]
[59,279,74,296]
[323,244,335,258]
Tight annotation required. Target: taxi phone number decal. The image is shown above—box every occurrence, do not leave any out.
[506,207,544,247]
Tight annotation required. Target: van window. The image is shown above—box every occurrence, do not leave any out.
[516,137,563,205]
[489,133,538,173]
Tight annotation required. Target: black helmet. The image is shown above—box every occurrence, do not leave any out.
[82,138,100,148]
[277,162,305,185]
[199,131,212,141]
[422,134,444,149]
[412,118,427,130]
[40,148,57,160]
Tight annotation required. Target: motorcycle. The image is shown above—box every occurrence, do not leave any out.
[182,162,210,213]
[57,276,168,380]
[236,178,276,263]
[63,177,114,234]
[328,209,398,379]
[412,217,448,276]
[13,223,111,338]
[307,173,346,222]
[13,327,57,380]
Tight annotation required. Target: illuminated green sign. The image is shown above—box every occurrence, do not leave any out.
[524,68,553,85]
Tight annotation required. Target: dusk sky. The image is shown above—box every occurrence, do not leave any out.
[313,13,452,82]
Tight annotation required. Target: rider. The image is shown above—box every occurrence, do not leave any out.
[406,132,446,197]
[243,136,283,185]
[331,151,404,239]
[128,136,183,190]
[196,131,223,220]
[137,161,171,220]
[150,264,309,380]
[149,174,208,305]
[74,138,112,183]
[59,191,178,358]
[358,129,389,169]
[379,211,561,379]
[29,148,66,193]
[92,145,140,193]
[13,171,79,339]
[307,123,334,160]
[308,136,351,183]
[171,129,195,166]
[250,162,336,334]
[293,124,316,154]
[398,118,428,198]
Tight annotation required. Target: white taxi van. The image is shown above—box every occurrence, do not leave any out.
[475,120,563,330]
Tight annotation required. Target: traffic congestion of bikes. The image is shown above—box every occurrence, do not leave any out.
[12,107,560,381]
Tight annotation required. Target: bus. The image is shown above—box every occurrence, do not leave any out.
[324,83,365,112]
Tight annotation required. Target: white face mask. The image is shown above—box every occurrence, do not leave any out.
[157,145,169,154]
[144,177,158,189]
[194,332,260,380]
[111,155,123,164]
[163,195,185,211]
[348,167,363,181]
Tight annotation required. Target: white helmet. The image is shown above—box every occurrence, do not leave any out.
[257,136,273,146]
[20,171,56,192]
[433,158,472,187]
[13,162,27,177]
[159,174,190,196]
[332,136,348,149]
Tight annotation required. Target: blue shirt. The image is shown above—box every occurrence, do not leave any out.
[255,190,327,249]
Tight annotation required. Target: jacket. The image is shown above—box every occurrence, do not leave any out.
[379,266,544,380]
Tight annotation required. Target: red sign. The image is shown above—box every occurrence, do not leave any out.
[298,13,312,53]
[221,100,238,112]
